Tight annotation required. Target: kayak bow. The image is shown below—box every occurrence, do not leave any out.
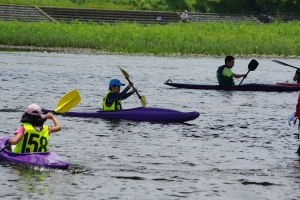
[276,82,300,87]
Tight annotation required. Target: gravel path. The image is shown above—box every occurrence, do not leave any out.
[0,44,299,58]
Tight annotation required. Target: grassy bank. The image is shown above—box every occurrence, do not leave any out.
[0,20,299,56]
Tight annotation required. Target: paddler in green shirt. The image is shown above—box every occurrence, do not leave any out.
[216,55,247,85]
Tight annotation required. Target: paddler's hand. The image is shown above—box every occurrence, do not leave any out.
[288,112,296,126]
[44,112,55,119]
[242,74,247,78]
[131,88,137,93]
[128,82,134,87]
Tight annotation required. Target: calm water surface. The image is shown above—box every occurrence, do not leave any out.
[0,51,300,200]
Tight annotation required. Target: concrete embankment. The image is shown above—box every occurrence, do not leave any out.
[1,4,300,24]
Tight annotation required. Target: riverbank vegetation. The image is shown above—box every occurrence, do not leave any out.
[1,0,299,14]
[0,20,299,56]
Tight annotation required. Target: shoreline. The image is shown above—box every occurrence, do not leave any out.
[0,45,299,59]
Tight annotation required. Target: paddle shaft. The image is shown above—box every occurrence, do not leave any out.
[288,66,299,70]
[125,78,142,99]
[238,71,250,85]
[117,66,146,107]
[0,143,10,153]
[272,60,299,70]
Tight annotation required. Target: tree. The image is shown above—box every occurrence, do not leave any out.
[288,0,300,9]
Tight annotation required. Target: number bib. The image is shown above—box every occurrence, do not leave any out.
[13,123,49,153]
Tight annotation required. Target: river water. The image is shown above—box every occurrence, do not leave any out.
[0,51,299,199]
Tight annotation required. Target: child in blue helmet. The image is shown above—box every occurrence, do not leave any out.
[102,79,137,110]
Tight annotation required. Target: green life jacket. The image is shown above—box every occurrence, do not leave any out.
[13,123,49,153]
[216,65,235,85]
[102,91,122,111]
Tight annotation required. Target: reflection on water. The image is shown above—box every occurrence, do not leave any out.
[0,161,89,199]
[12,166,50,195]
[0,51,300,199]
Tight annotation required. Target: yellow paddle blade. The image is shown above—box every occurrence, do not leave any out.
[140,95,147,107]
[118,66,130,79]
[54,89,81,113]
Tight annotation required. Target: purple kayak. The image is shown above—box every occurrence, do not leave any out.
[164,82,300,92]
[0,135,69,169]
[42,107,200,123]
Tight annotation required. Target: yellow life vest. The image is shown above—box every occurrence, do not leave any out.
[13,123,49,153]
[102,91,122,110]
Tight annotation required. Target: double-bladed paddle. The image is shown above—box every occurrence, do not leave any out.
[0,143,10,153]
[0,89,81,153]
[272,60,300,70]
[54,89,81,113]
[239,59,259,85]
[118,67,147,107]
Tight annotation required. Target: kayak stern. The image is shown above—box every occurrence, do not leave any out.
[0,136,69,169]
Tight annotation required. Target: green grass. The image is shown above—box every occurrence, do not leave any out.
[0,20,299,56]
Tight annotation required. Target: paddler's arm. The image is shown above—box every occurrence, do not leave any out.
[232,73,247,79]
[121,82,137,99]
[9,126,25,145]
[106,86,131,103]
[293,69,300,81]
[288,93,300,126]
[223,68,247,79]
[122,88,137,100]
[9,133,23,145]
[45,113,61,133]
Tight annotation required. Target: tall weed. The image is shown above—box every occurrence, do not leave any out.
[0,20,299,56]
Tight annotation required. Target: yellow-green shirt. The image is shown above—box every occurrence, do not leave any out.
[222,67,233,77]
